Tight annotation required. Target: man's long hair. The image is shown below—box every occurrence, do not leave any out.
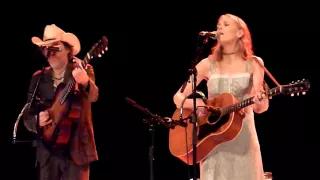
[62,42,74,62]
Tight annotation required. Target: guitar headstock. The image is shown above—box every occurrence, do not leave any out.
[83,36,108,64]
[281,79,310,97]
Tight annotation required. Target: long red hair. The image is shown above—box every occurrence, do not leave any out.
[211,14,253,61]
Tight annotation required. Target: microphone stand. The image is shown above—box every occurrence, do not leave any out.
[12,50,50,144]
[12,49,51,180]
[179,35,210,180]
[125,97,186,180]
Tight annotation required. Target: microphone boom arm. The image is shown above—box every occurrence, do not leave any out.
[125,97,187,129]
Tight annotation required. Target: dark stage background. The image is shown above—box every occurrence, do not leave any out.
[2,4,318,180]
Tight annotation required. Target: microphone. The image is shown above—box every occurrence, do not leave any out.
[41,45,62,52]
[162,117,187,128]
[199,31,218,39]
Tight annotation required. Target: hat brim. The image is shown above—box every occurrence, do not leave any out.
[61,33,81,56]
[31,33,81,55]
[31,37,59,46]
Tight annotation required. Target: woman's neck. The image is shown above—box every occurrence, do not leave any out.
[222,41,239,54]
[221,41,241,64]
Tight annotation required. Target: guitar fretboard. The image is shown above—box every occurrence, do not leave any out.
[220,86,281,116]
[221,97,254,115]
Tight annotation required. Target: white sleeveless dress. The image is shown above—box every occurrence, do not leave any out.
[199,60,265,180]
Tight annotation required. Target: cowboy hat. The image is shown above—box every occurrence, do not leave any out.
[31,24,81,55]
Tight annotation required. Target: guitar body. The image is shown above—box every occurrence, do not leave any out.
[169,93,245,165]
[168,79,310,165]
[40,83,81,146]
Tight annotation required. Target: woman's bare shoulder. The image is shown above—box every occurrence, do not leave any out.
[250,55,264,66]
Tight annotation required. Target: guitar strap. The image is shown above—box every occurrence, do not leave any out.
[251,56,281,98]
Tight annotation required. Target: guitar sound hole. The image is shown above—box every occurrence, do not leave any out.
[208,109,221,123]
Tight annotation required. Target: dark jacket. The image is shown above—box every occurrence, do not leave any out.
[23,63,99,166]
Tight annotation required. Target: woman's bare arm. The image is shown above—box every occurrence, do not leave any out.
[173,57,211,109]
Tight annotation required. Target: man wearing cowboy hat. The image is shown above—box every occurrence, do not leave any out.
[23,24,99,180]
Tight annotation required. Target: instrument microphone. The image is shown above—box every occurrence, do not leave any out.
[162,117,187,128]
[199,31,218,39]
[41,45,62,52]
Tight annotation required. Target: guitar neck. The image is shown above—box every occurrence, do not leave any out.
[59,53,90,104]
[221,97,254,115]
[57,35,109,105]
[69,53,90,85]
[221,86,282,115]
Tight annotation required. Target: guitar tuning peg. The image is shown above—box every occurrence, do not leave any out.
[98,54,102,58]
[302,92,306,95]
[297,92,299,96]
[105,47,108,51]
[102,50,105,54]
[291,93,294,97]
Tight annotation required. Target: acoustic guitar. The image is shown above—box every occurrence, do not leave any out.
[169,79,310,165]
[39,36,108,147]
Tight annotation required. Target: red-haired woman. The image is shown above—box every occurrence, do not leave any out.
[173,14,269,180]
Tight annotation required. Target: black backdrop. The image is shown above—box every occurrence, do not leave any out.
[2,3,318,180]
